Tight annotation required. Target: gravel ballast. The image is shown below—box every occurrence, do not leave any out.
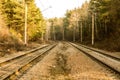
[19,42,120,80]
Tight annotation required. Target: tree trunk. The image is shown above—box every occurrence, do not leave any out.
[95,13,98,38]
[92,13,95,45]
[105,20,107,34]
[80,21,83,43]
[62,26,65,40]
[24,3,27,45]
[73,26,75,42]
[53,26,56,40]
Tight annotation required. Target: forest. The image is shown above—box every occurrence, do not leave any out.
[0,0,120,53]
[0,0,46,54]
[48,0,120,51]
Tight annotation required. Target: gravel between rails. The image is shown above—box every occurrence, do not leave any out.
[19,42,63,80]
[65,44,120,80]
[19,42,120,80]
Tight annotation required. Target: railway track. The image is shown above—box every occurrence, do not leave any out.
[0,44,49,67]
[0,43,57,80]
[77,43,120,60]
[70,42,120,74]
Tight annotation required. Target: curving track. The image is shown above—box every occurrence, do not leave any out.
[0,43,57,80]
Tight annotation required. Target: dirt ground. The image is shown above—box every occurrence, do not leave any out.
[19,42,120,80]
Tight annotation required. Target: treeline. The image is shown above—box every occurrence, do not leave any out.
[48,0,120,51]
[0,0,46,43]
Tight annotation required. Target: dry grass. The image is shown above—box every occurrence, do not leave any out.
[0,14,25,56]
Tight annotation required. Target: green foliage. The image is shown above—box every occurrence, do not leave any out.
[48,18,63,40]
[62,1,89,41]
[27,1,46,41]
[0,0,46,42]
[48,0,120,51]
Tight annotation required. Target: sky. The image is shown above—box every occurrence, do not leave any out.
[35,0,90,18]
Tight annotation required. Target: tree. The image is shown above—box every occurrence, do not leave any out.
[0,0,46,42]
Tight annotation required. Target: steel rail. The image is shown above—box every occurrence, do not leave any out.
[0,44,57,80]
[0,44,49,67]
[77,43,120,61]
[70,42,120,74]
